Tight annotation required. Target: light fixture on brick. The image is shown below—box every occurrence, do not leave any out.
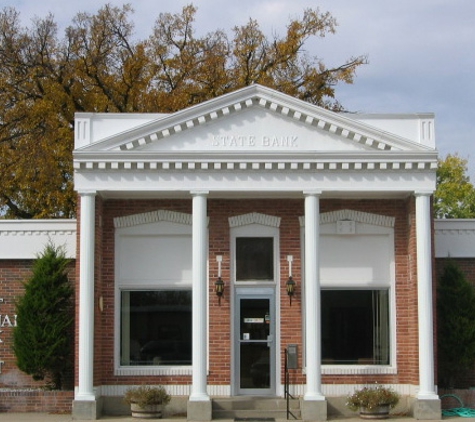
[215,255,225,304]
[286,255,296,305]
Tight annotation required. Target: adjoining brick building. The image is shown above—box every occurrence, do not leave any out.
[0,84,450,420]
[0,220,76,413]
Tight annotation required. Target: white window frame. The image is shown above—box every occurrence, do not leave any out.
[229,213,283,394]
[300,209,397,375]
[113,211,194,376]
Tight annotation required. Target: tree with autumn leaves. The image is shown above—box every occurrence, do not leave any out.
[434,154,475,219]
[0,3,366,218]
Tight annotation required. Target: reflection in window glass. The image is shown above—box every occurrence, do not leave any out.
[321,290,390,365]
[236,237,273,281]
[120,290,192,366]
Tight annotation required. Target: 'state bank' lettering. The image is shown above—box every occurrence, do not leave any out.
[211,135,298,148]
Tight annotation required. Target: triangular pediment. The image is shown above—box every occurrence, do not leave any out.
[76,84,433,155]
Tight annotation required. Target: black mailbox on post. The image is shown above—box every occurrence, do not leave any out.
[287,344,298,369]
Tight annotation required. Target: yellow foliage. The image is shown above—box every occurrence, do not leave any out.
[0,4,366,218]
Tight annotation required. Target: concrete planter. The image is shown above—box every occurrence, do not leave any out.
[359,404,390,419]
[130,403,163,419]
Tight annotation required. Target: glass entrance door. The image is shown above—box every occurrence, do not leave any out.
[235,293,275,395]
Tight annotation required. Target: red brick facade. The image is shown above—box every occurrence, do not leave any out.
[0,194,448,413]
[0,390,73,413]
[74,196,423,389]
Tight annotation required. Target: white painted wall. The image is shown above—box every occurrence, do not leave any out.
[0,220,76,259]
[434,219,475,258]
[75,113,165,148]
[346,113,435,148]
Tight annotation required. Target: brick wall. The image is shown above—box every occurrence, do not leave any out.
[435,257,475,286]
[0,260,39,389]
[0,197,451,409]
[0,259,76,390]
[82,196,421,389]
[0,257,75,414]
[0,390,73,413]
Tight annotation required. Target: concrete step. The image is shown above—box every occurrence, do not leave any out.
[212,397,301,420]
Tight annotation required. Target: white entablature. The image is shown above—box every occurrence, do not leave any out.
[73,84,437,198]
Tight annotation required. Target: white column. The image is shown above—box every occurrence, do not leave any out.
[304,192,325,401]
[415,192,438,400]
[76,191,96,401]
[190,191,210,401]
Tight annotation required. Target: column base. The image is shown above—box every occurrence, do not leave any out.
[301,398,327,421]
[187,398,212,421]
[413,398,441,420]
[72,398,102,420]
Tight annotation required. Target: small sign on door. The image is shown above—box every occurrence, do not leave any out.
[244,318,264,323]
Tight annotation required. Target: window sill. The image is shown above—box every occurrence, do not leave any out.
[322,365,397,375]
[115,365,192,377]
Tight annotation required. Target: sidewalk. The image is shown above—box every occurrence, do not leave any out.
[0,415,147,422]
[0,415,450,422]
[0,415,133,422]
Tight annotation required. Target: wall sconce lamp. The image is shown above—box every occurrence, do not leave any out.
[286,255,296,305]
[215,255,225,304]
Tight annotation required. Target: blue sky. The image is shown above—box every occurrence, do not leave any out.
[6,0,475,176]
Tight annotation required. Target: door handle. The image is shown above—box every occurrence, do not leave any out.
[267,334,273,348]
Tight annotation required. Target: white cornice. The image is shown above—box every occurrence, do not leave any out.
[74,157,438,172]
[0,220,77,259]
[434,219,475,258]
[75,85,435,154]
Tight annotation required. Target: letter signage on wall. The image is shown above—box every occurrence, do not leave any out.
[0,298,17,373]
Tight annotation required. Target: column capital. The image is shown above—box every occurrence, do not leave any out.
[303,190,322,196]
[414,190,434,197]
[78,190,97,197]
[190,190,209,196]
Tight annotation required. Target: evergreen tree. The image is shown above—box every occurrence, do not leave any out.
[437,261,475,388]
[13,244,74,389]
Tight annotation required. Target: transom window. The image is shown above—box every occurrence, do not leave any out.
[236,237,274,281]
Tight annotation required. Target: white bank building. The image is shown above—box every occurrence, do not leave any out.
[65,84,441,419]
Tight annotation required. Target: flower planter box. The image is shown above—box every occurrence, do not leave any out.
[359,404,390,419]
[130,403,163,419]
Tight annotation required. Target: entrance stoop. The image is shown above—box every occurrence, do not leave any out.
[212,397,301,420]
